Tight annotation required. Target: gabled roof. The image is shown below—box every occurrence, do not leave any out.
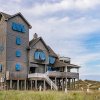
[67,64,80,68]
[0,12,32,28]
[29,37,58,57]
[0,12,11,19]
[47,46,58,58]
[53,59,66,67]
[29,37,49,51]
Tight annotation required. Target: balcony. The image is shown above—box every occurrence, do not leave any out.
[46,71,79,79]
[59,57,70,63]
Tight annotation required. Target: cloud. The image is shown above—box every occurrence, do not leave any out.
[29,16,100,41]
[22,0,100,16]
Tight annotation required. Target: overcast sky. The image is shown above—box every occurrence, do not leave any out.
[0,0,100,81]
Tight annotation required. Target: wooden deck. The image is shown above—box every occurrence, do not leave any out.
[28,71,79,79]
[46,71,79,79]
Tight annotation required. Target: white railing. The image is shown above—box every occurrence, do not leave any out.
[28,73,58,90]
[44,75,58,90]
[28,73,45,78]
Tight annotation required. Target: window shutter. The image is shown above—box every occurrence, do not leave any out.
[40,52,46,61]
[34,51,40,60]
[15,63,21,71]
[16,37,21,45]
[12,22,17,31]
[49,56,55,64]
[16,50,21,57]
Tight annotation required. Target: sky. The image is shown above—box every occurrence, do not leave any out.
[0,0,100,81]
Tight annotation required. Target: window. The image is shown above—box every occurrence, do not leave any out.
[49,56,56,64]
[12,22,26,33]
[40,52,46,61]
[48,66,52,71]
[16,50,21,57]
[16,37,21,45]
[0,64,2,72]
[15,63,21,71]
[34,50,46,61]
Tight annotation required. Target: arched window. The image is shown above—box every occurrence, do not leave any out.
[15,63,21,71]
[16,50,21,57]
[34,50,46,61]
[16,37,21,45]
[49,56,56,64]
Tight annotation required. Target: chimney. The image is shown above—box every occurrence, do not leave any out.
[33,33,38,39]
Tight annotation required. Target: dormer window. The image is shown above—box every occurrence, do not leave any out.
[34,50,46,61]
[49,56,56,64]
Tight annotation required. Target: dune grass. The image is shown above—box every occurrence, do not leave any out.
[0,90,100,100]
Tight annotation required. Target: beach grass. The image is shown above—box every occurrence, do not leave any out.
[0,90,100,100]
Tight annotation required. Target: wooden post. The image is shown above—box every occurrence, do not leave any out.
[35,80,37,90]
[65,77,67,93]
[51,81,52,90]
[21,80,23,90]
[78,78,79,90]
[44,80,46,91]
[17,80,19,90]
[45,65,47,73]
[10,80,12,89]
[62,78,64,90]
[65,77,67,89]
[68,78,70,90]
[4,80,6,90]
[74,78,75,89]
[24,80,26,90]
[59,78,60,89]
[72,78,74,89]
[55,77,57,85]
[31,80,32,90]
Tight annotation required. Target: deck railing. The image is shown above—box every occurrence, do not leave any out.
[46,71,79,79]
[28,73,58,90]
